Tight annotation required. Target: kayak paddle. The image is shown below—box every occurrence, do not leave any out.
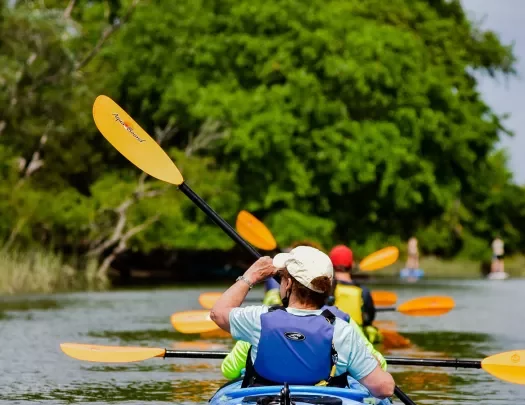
[91,95,415,405]
[169,310,215,334]
[60,343,525,385]
[371,291,398,307]
[377,296,455,316]
[198,292,225,310]
[91,95,274,279]
[236,210,277,251]
[172,296,455,334]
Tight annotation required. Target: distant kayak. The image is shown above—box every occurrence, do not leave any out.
[486,272,509,281]
[400,268,424,282]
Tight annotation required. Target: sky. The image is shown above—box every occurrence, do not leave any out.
[461,0,525,185]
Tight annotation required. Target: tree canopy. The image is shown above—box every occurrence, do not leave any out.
[0,0,522,273]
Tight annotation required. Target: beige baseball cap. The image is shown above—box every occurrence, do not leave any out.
[273,246,334,293]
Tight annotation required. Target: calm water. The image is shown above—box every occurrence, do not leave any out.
[1,279,525,404]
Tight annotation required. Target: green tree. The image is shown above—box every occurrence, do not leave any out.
[100,0,519,254]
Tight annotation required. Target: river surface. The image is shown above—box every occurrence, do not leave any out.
[1,278,525,404]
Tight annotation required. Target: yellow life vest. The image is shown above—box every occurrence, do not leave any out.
[263,288,282,306]
[334,283,363,326]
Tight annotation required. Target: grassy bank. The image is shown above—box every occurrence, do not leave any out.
[2,247,524,295]
[0,247,108,295]
[372,255,525,279]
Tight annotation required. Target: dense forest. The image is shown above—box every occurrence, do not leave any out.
[0,0,523,288]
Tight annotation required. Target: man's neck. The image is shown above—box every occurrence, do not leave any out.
[286,296,320,310]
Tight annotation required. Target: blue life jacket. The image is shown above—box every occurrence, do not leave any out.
[321,305,350,323]
[243,306,337,387]
[265,278,280,292]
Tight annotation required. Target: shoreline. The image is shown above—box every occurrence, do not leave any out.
[1,251,524,296]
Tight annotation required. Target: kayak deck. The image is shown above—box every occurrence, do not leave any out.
[209,380,391,405]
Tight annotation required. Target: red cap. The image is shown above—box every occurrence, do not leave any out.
[329,245,353,268]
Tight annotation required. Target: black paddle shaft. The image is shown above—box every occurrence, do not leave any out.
[387,357,481,369]
[394,386,416,405]
[162,350,481,369]
[376,306,396,313]
[178,183,281,283]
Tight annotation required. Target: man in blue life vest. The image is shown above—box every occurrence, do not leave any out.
[326,245,381,344]
[210,246,395,399]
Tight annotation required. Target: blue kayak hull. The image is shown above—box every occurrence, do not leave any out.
[209,380,391,405]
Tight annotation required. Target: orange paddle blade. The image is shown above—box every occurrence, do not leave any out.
[92,95,184,186]
[371,291,398,306]
[60,343,165,363]
[359,246,399,271]
[373,320,398,331]
[170,310,219,334]
[481,350,525,385]
[198,292,223,309]
[379,329,412,349]
[397,296,455,316]
[236,210,277,251]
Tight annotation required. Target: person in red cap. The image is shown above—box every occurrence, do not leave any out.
[327,245,380,344]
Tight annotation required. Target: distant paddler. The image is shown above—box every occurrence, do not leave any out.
[324,245,382,344]
[400,237,424,281]
[491,236,505,273]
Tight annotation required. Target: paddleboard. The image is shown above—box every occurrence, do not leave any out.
[400,268,424,282]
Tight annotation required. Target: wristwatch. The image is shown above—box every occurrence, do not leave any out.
[236,275,254,289]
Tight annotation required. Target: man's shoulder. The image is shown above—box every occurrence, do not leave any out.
[333,317,353,335]
[232,305,269,315]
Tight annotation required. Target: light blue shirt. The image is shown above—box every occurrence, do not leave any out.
[229,305,379,381]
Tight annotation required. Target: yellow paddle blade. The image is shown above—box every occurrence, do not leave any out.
[170,310,220,334]
[92,95,184,186]
[371,291,398,306]
[60,343,165,363]
[397,296,455,316]
[359,246,399,271]
[236,210,277,251]
[200,329,232,339]
[198,292,223,309]
[482,350,525,385]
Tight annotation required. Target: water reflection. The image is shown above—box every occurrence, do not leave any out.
[0,298,67,311]
[172,379,225,405]
[86,328,190,343]
[402,331,494,358]
[4,380,175,403]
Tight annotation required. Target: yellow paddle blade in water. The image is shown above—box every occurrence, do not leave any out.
[60,343,165,363]
[481,350,525,385]
[92,95,184,186]
[397,296,455,316]
[359,246,399,271]
[235,210,277,251]
[371,291,398,306]
[198,292,223,309]
[170,310,219,334]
